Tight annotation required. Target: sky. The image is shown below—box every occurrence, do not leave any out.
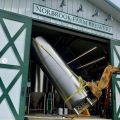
[110,0,120,8]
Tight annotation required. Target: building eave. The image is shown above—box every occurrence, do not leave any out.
[88,0,120,23]
[104,0,120,12]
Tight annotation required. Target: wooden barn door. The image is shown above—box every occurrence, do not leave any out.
[110,40,120,120]
[0,11,32,120]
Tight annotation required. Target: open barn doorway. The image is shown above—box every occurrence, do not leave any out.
[25,20,111,120]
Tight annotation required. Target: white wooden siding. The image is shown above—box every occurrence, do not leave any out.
[0,0,120,40]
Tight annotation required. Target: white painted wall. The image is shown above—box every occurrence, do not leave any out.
[0,0,120,40]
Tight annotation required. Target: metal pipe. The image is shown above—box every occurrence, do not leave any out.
[86,97,93,106]
[34,64,39,92]
[39,68,44,92]
[52,93,55,113]
[73,108,79,115]
[44,94,46,114]
[27,93,31,114]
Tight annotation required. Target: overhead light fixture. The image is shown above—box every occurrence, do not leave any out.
[60,0,66,7]
[92,9,99,17]
[105,14,113,21]
[77,4,83,12]
[67,47,97,64]
[77,57,105,69]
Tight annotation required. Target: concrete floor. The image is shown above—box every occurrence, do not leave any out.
[25,113,112,120]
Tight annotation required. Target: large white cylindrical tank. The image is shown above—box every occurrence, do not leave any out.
[32,36,88,111]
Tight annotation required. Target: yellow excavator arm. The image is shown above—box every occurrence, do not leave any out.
[88,65,120,98]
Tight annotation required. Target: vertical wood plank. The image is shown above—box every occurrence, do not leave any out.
[107,16,113,39]
[94,7,102,37]
[62,0,67,13]
[19,0,27,15]
[67,0,73,29]
[104,14,110,38]
[51,0,57,9]
[0,0,5,9]
[72,0,78,30]
[84,0,92,33]
[39,0,46,6]
[45,0,52,22]
[57,0,63,11]
[39,0,45,20]
[77,0,83,31]
[81,0,89,33]
[46,0,52,8]
[67,0,72,14]
[90,2,97,36]
[117,22,120,40]
[12,0,20,13]
[56,0,63,25]
[26,0,33,17]
[112,20,117,40]
[32,0,39,19]
[4,0,13,11]
[50,0,58,24]
[97,9,106,37]
[62,0,68,27]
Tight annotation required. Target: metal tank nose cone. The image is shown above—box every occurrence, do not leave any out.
[30,92,45,108]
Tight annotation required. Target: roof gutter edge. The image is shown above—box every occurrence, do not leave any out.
[104,0,120,12]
